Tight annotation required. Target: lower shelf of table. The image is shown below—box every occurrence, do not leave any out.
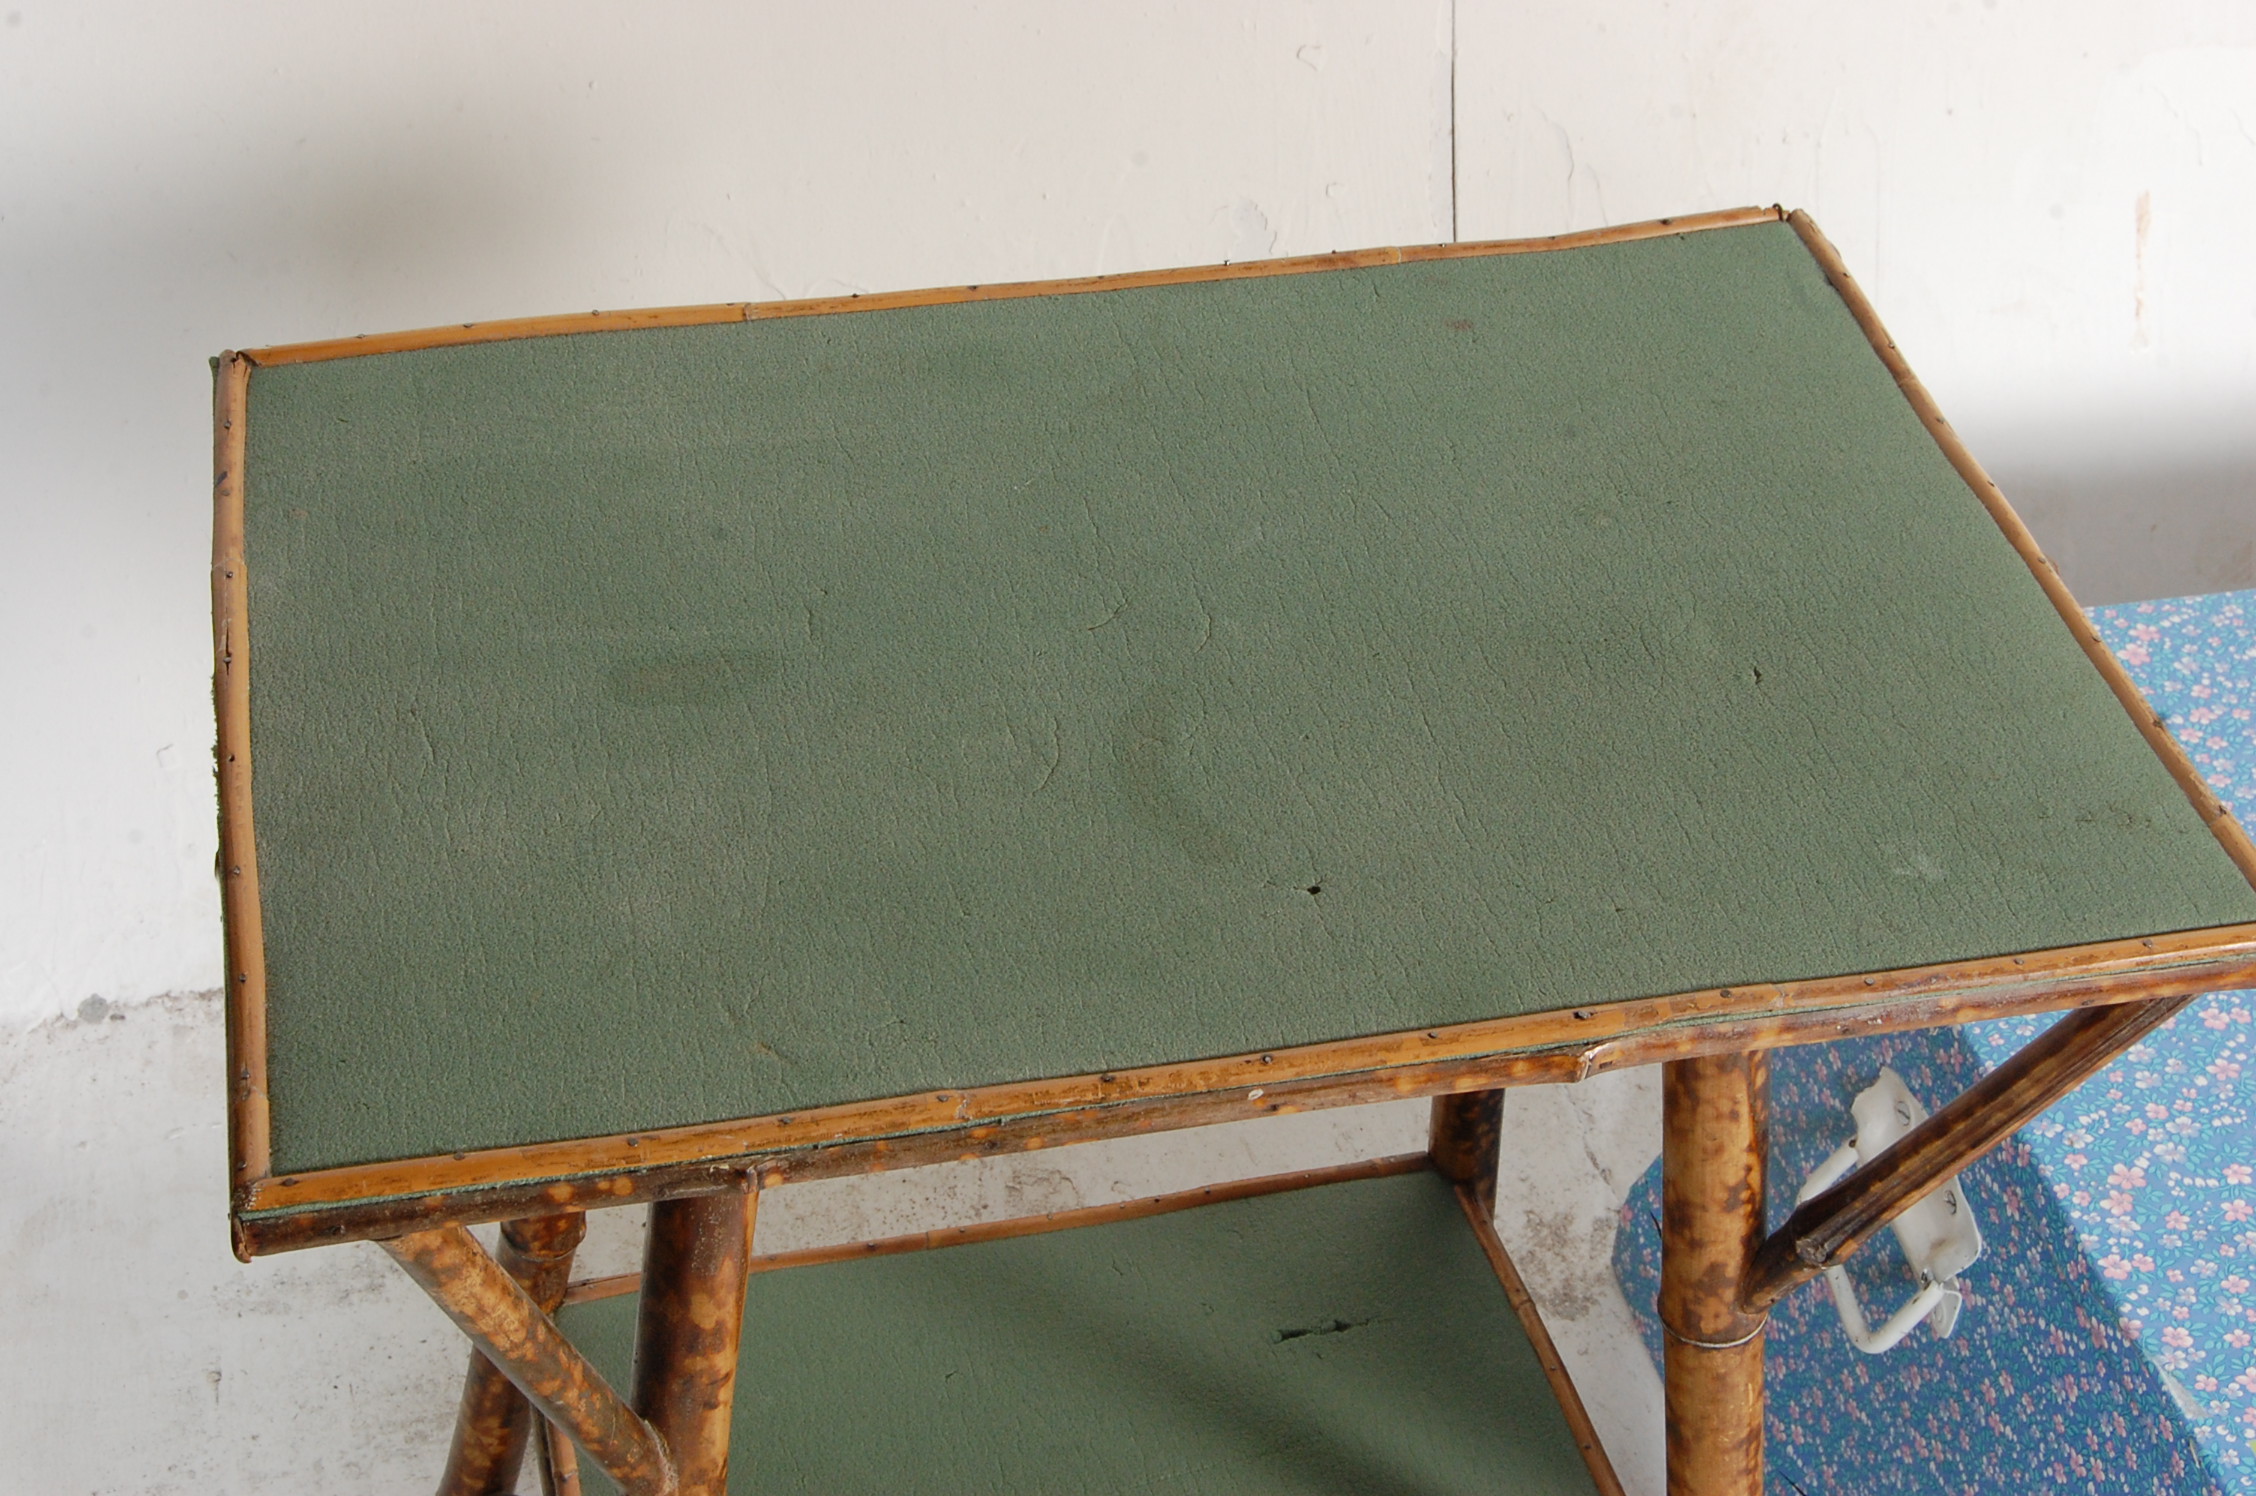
[558,1168,1601,1495]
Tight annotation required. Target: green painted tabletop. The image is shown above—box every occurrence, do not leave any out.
[238,221,2256,1174]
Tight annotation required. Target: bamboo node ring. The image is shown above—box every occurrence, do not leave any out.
[1659,1314,1769,1351]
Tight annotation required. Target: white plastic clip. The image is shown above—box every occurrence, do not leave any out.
[1795,1067,1983,1354]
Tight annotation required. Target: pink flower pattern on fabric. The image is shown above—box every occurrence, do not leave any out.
[1967,587,2256,1486]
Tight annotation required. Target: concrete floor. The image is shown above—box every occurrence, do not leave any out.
[1,989,1665,1495]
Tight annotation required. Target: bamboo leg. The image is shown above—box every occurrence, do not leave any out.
[1659,1052,1768,1496]
[1429,1088,1506,1208]
[632,1188,758,1496]
[437,1213,586,1496]
[382,1226,677,1496]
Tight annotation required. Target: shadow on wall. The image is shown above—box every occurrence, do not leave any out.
[6,134,583,366]
[2000,457,2256,607]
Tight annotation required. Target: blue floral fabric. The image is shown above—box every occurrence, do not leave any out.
[1963,588,2256,1486]
[1614,1025,2220,1495]
[2091,591,2253,817]
[1612,588,2256,1493]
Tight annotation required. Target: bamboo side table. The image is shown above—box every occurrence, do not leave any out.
[213,206,2256,1495]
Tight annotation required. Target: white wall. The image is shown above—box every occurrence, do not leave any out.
[1458,0,2256,604]
[1,0,1453,1031]
[3,5,2252,1492]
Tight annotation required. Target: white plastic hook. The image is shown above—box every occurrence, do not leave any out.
[1795,1067,1983,1354]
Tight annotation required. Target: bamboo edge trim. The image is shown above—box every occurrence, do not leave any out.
[559,1152,1431,1305]
[233,942,2254,1257]
[212,352,270,1189]
[235,206,1785,367]
[1784,210,2256,894]
[1454,1184,1631,1496]
[239,923,2256,1225]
